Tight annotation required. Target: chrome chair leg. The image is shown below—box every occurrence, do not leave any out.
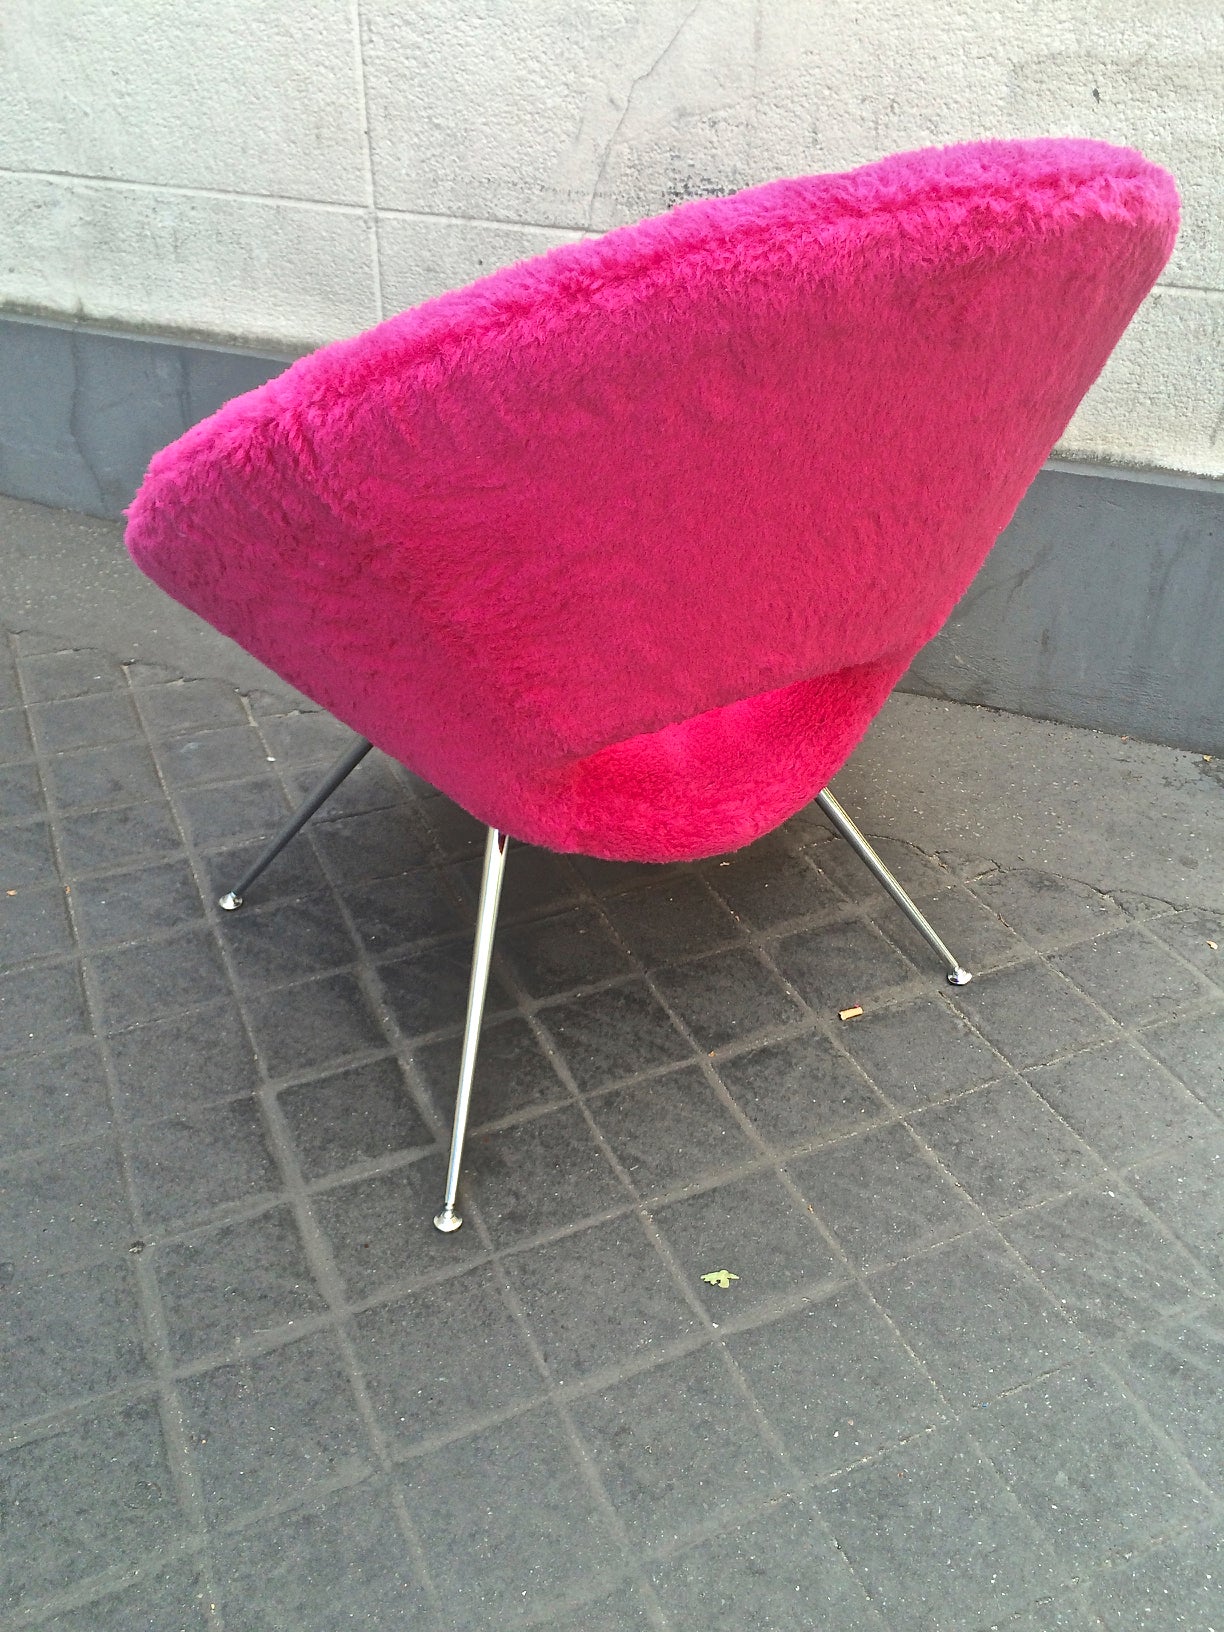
[434,827,509,1233]
[815,789,972,986]
[218,737,373,909]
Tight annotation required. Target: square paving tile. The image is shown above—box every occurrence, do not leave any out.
[1085,1520,1224,1632]
[260,708,359,765]
[1026,1039,1219,1167]
[56,800,182,876]
[461,1104,628,1246]
[175,775,290,847]
[402,1407,624,1630]
[537,978,691,1093]
[1051,926,1215,1025]
[869,880,1027,974]
[999,1186,1212,1343]
[34,1558,212,1631]
[286,752,411,818]
[652,1169,846,1319]
[788,1122,981,1272]
[69,857,206,948]
[570,1345,784,1551]
[151,1206,327,1363]
[43,740,163,811]
[344,867,466,954]
[973,1362,1207,1572]
[950,960,1116,1070]
[201,833,330,903]
[910,1078,1105,1216]
[0,1042,111,1155]
[135,678,248,735]
[729,1285,945,1477]
[867,1230,1088,1407]
[180,1328,372,1521]
[502,1211,700,1384]
[1143,906,1224,983]
[770,918,918,1014]
[278,1055,433,1180]
[600,875,742,967]
[970,867,1124,949]
[498,906,634,998]
[0,705,34,766]
[375,937,513,1040]
[245,971,386,1077]
[0,1257,148,1427]
[1142,1008,1224,1112]
[838,993,1003,1111]
[153,721,272,787]
[212,1480,435,1632]
[353,1264,541,1449]
[716,1031,889,1151]
[652,947,803,1050]
[703,845,847,929]
[310,806,435,882]
[18,648,127,704]
[0,759,43,820]
[411,1014,567,1128]
[810,1428,1059,1632]
[454,843,579,924]
[650,1500,886,1630]
[108,1000,260,1121]
[128,1100,281,1230]
[312,1153,484,1300]
[1125,1131,1224,1276]
[1113,1306,1224,1493]
[0,882,74,966]
[0,819,61,889]
[0,1137,131,1276]
[90,927,230,1031]
[587,1066,756,1196]
[29,692,143,753]
[0,1400,181,1614]
[217,892,358,989]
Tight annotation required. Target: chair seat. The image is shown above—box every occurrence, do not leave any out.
[509,653,907,860]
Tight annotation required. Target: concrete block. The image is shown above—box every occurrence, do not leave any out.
[0,0,368,204]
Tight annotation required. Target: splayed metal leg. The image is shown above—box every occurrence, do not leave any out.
[434,827,510,1233]
[815,789,972,986]
[218,737,372,910]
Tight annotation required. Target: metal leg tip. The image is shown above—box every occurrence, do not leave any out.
[218,892,244,912]
[947,967,974,986]
[433,1205,464,1234]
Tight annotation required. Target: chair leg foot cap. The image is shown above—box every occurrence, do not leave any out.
[218,892,243,912]
[433,1207,463,1234]
[947,967,973,986]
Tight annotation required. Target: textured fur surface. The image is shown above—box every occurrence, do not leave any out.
[126,139,1177,860]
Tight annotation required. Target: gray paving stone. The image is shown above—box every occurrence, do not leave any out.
[0,1042,111,1155]
[0,1257,148,1427]
[0,1137,131,1276]
[870,880,1029,976]
[587,1065,756,1196]
[601,874,743,967]
[151,1206,327,1363]
[461,1104,629,1246]
[108,1000,260,1121]
[217,892,359,989]
[770,917,918,1014]
[375,935,513,1040]
[310,805,435,882]
[498,905,635,998]
[1084,1518,1224,1631]
[867,1230,1088,1407]
[212,1480,436,1632]
[570,1345,784,1551]
[970,867,1125,949]
[278,1055,433,1180]
[401,1407,624,1631]
[652,1169,846,1319]
[702,843,848,929]
[135,677,248,735]
[245,970,386,1077]
[353,1265,542,1450]
[0,1400,181,1614]
[1026,1039,1219,1167]
[716,1030,889,1151]
[175,774,290,847]
[838,993,1003,1111]
[90,927,230,1031]
[728,1286,945,1478]
[973,1362,1208,1572]
[789,1122,981,1272]
[36,1557,212,1631]
[0,758,43,820]
[652,947,804,1049]
[531,1580,657,1631]
[29,692,143,753]
[44,740,163,811]
[1144,906,1224,984]
[810,1429,1059,1632]
[0,703,33,765]
[502,1211,700,1384]
[999,1186,1213,1343]
[153,721,272,787]
[1051,926,1215,1025]
[1113,1306,1224,1494]
[411,1013,567,1128]
[950,960,1116,1070]
[452,845,579,929]
[69,857,206,948]
[1125,1131,1224,1276]
[313,1152,484,1300]
[180,1328,372,1522]
[259,707,358,765]
[128,1100,281,1230]
[649,1500,887,1630]
[0,817,60,888]
[537,978,691,1094]
[56,799,182,876]
[910,1078,1105,1216]
[343,865,466,954]
[18,648,127,704]
[1140,1007,1224,1113]
[286,751,412,818]
[201,832,330,902]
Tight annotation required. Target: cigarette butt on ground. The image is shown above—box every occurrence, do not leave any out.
[839,1005,864,1021]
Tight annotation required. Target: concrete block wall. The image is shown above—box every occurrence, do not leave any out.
[1,0,1221,477]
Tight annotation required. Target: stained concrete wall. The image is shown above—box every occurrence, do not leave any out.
[1,0,1221,477]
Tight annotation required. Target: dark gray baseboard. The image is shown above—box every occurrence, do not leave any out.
[2,311,1221,752]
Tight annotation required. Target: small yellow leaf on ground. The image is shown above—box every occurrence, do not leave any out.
[700,1270,739,1289]
[839,1005,864,1021]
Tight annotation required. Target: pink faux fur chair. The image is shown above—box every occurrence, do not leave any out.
[127,138,1177,1231]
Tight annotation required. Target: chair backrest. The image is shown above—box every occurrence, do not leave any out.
[127,138,1177,826]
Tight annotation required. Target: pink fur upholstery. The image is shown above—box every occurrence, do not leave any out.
[126,139,1177,861]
